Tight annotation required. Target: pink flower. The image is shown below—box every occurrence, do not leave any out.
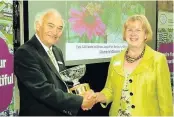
[68,7,106,40]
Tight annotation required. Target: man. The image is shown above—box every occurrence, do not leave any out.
[14,9,95,116]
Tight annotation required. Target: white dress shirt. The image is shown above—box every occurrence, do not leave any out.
[35,34,59,72]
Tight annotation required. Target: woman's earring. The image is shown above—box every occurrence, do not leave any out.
[144,38,147,42]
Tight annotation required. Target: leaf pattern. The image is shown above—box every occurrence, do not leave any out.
[118,73,131,116]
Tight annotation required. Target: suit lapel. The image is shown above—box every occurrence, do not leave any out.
[52,46,64,71]
[30,35,62,80]
[42,54,60,78]
[52,47,61,61]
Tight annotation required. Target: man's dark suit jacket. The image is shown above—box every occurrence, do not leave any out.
[14,35,83,116]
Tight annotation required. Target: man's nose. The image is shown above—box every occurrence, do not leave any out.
[52,28,58,35]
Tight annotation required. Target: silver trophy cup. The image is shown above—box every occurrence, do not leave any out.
[59,65,90,95]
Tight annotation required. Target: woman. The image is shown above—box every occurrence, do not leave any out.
[95,15,173,116]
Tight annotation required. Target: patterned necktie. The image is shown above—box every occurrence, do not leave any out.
[47,49,59,72]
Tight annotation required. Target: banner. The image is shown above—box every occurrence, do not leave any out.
[0,0,18,116]
[157,11,174,100]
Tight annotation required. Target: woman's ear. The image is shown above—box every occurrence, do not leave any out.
[144,34,147,41]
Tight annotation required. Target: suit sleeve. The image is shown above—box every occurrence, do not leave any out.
[156,54,173,116]
[100,57,114,108]
[14,48,83,116]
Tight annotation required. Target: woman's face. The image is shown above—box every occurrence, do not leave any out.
[125,20,147,48]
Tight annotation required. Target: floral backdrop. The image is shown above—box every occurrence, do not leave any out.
[66,1,145,43]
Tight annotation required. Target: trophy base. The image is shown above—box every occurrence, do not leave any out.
[69,83,90,95]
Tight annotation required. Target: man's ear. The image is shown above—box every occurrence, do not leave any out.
[36,21,40,31]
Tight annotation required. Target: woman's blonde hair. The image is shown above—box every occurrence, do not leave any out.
[123,15,153,42]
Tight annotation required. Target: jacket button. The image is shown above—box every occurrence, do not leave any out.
[130,92,133,96]
[129,79,133,83]
[68,111,72,115]
[131,105,135,109]
[63,110,67,113]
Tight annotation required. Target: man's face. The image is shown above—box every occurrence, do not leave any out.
[37,12,63,47]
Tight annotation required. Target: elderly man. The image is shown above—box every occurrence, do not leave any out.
[14,9,95,116]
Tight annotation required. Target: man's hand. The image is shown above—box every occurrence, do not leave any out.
[81,90,97,111]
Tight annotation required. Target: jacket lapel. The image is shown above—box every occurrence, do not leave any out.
[52,47,61,61]
[131,45,154,76]
[42,54,61,78]
[112,49,126,77]
[112,45,154,77]
[52,47,64,71]
[30,35,61,79]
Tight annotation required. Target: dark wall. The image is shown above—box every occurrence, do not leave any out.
[75,62,111,116]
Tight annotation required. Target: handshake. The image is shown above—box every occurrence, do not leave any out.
[80,90,106,111]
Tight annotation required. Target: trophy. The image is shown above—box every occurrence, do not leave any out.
[59,64,90,95]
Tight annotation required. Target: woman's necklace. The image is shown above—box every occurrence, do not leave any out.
[125,47,145,63]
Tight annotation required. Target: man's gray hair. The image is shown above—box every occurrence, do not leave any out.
[34,8,65,31]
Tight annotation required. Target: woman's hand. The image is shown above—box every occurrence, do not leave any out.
[95,92,107,104]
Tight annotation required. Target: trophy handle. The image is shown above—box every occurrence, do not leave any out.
[72,79,80,86]
[69,83,90,95]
